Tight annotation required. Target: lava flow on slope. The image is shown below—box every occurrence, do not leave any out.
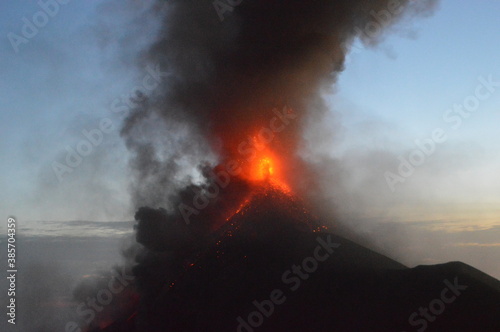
[96,172,500,332]
[88,0,500,329]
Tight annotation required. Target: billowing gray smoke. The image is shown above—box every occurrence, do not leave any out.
[121,0,439,211]
[92,0,440,329]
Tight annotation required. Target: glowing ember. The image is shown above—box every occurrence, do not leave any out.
[225,199,250,222]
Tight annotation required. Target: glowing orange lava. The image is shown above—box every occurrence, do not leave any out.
[249,156,275,181]
[215,127,296,226]
[241,139,292,194]
[249,133,291,193]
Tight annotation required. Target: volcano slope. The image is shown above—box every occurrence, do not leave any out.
[98,187,500,332]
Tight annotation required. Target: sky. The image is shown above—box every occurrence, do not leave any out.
[330,1,500,226]
[0,1,499,277]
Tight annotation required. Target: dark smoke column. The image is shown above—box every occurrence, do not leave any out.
[121,0,439,211]
[112,0,442,330]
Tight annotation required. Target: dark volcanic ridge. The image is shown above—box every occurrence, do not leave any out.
[96,188,500,332]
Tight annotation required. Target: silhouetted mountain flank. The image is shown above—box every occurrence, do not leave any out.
[98,188,500,331]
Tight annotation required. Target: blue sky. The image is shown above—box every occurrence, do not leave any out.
[1,0,148,222]
[339,1,500,135]
[326,0,500,226]
[0,1,499,276]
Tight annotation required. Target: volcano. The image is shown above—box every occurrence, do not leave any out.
[94,184,500,332]
[92,1,500,331]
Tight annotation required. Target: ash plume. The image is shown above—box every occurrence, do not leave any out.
[122,0,439,209]
[93,0,441,329]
